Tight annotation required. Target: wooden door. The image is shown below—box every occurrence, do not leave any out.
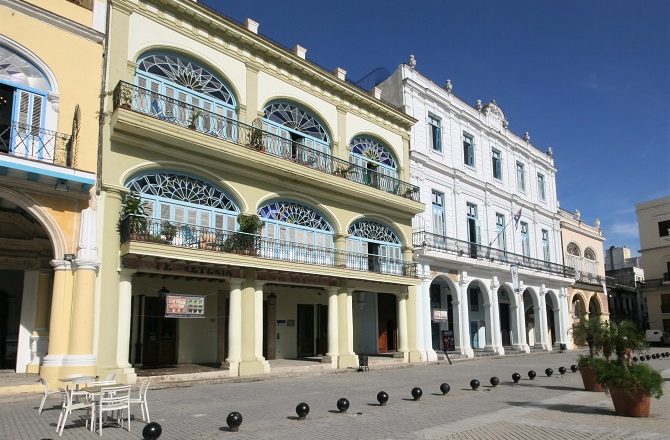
[499,303,511,346]
[142,297,177,367]
[296,304,314,357]
[316,304,328,355]
[377,293,397,352]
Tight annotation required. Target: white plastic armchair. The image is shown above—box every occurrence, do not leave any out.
[37,378,59,414]
[97,385,132,436]
[129,378,151,422]
[56,388,95,436]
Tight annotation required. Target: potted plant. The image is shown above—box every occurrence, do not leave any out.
[188,108,202,129]
[222,214,264,256]
[117,191,148,240]
[160,220,177,242]
[248,125,264,151]
[595,320,661,417]
[571,318,609,392]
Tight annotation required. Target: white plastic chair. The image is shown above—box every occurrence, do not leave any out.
[129,378,151,422]
[56,388,95,436]
[37,378,59,414]
[97,385,131,436]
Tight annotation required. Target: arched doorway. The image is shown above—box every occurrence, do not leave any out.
[497,285,517,348]
[545,292,560,347]
[0,195,54,372]
[589,295,601,319]
[571,293,587,345]
[466,281,492,350]
[523,288,540,348]
[430,276,459,353]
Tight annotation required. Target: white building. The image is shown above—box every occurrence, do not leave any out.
[378,60,575,358]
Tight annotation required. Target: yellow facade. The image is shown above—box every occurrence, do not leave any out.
[96,0,423,381]
[0,0,102,383]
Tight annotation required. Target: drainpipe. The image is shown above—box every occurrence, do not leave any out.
[95,0,111,196]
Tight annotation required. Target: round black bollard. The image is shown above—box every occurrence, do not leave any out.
[411,387,423,401]
[646,355,651,360]
[440,383,451,395]
[142,422,162,440]
[489,377,499,387]
[558,366,566,375]
[226,412,243,433]
[377,391,389,406]
[512,373,521,383]
[545,368,553,377]
[336,398,350,413]
[570,364,578,372]
[639,356,645,362]
[295,402,310,420]
[528,370,536,380]
[470,379,480,390]
[633,356,638,362]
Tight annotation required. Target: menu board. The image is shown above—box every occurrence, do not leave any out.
[165,294,205,318]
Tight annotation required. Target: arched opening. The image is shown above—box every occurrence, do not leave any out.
[0,195,54,372]
[346,219,403,275]
[430,276,459,353]
[466,281,491,350]
[262,101,331,158]
[497,285,517,348]
[588,295,601,319]
[571,293,587,345]
[545,292,560,346]
[523,288,539,347]
[349,136,399,187]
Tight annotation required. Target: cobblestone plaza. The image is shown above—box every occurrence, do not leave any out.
[1,350,668,439]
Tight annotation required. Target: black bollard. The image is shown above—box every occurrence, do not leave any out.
[295,402,310,420]
[570,364,578,372]
[646,355,651,360]
[470,379,480,390]
[545,368,553,377]
[226,412,242,432]
[377,391,389,406]
[411,387,423,401]
[489,377,499,387]
[632,356,638,362]
[142,422,162,440]
[440,383,451,395]
[336,398,350,413]
[558,366,566,375]
[528,370,536,380]
[512,373,521,383]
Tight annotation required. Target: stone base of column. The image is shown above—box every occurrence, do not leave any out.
[222,361,239,376]
[513,343,530,353]
[496,346,506,356]
[424,348,438,362]
[393,350,408,362]
[337,353,358,369]
[238,359,269,376]
[321,355,338,368]
[462,347,475,358]
[102,366,137,385]
[408,349,424,362]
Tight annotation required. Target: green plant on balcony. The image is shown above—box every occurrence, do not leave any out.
[189,108,202,129]
[117,191,147,238]
[333,162,356,178]
[160,220,177,241]
[247,120,264,151]
[221,214,264,256]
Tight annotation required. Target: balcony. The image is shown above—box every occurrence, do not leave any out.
[120,216,417,278]
[413,230,575,278]
[0,121,76,168]
[112,81,420,202]
[575,271,603,286]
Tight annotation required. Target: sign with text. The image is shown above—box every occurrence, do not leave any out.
[165,294,205,318]
[432,309,449,322]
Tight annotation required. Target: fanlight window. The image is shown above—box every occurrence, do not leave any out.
[262,102,330,156]
[347,220,403,274]
[126,172,239,231]
[137,54,235,106]
[349,136,398,179]
[567,242,581,256]
[584,248,597,261]
[259,201,333,232]
[0,46,50,91]
[348,220,400,244]
[263,102,329,142]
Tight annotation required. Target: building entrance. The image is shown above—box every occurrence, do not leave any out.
[377,293,397,352]
[142,296,177,367]
[296,304,314,357]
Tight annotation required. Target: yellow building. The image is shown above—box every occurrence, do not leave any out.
[97,0,423,381]
[0,0,104,381]
[558,208,609,346]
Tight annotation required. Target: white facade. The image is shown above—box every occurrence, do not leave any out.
[379,62,575,358]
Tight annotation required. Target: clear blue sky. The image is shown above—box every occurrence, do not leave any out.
[201,0,670,254]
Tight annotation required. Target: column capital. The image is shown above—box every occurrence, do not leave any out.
[73,259,101,272]
[324,286,339,295]
[254,280,266,291]
[117,268,136,282]
[51,259,72,271]
[228,278,244,290]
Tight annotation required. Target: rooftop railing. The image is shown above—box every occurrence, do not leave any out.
[413,230,575,278]
[0,121,76,168]
[120,215,417,278]
[112,81,420,201]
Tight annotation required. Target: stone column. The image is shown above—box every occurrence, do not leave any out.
[333,233,348,268]
[337,288,357,368]
[396,292,409,361]
[323,287,339,367]
[450,294,463,354]
[537,290,551,350]
[490,278,504,355]
[238,271,269,376]
[421,265,437,361]
[406,284,423,362]
[41,260,74,383]
[517,293,530,352]
[217,289,227,365]
[226,279,243,376]
[111,269,137,383]
[459,276,474,357]
[27,271,52,374]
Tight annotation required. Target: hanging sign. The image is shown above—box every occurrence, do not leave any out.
[511,265,519,294]
[165,293,205,318]
[432,309,449,322]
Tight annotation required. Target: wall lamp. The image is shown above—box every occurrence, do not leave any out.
[63,253,76,261]
[55,180,69,192]
[268,292,276,306]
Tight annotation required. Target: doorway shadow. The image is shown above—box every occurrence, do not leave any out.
[506,400,614,416]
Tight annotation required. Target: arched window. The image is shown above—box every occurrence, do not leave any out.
[349,136,398,180]
[566,242,580,256]
[134,53,237,134]
[347,220,403,274]
[584,248,596,261]
[126,172,239,231]
[262,101,330,155]
[0,45,50,158]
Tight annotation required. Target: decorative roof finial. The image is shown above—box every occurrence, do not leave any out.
[408,54,416,69]
[574,209,581,220]
[546,146,553,157]
[444,79,453,92]
[475,99,483,111]
[523,131,531,142]
[594,218,601,229]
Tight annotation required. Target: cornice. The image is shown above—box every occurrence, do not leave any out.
[123,0,416,131]
[1,0,104,43]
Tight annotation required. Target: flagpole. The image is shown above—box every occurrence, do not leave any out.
[487,210,515,247]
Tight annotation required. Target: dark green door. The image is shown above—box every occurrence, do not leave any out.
[297,304,314,357]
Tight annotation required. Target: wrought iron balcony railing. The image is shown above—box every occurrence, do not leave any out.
[637,278,666,289]
[574,271,604,286]
[112,81,420,201]
[0,121,76,168]
[413,230,575,278]
[120,216,417,278]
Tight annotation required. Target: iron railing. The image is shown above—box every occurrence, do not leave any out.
[112,81,420,201]
[575,271,604,285]
[120,216,417,278]
[413,230,575,278]
[637,278,666,289]
[0,121,76,167]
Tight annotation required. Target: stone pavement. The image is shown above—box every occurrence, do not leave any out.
[1,349,668,439]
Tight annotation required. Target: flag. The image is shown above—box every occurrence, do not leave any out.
[513,207,522,230]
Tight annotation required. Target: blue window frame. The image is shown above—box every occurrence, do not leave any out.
[463,133,475,167]
[347,220,403,274]
[262,101,331,156]
[349,136,398,180]
[492,149,502,180]
[432,190,445,236]
[428,114,441,152]
[520,222,530,257]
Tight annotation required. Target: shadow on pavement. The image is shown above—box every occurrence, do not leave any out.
[500,382,582,392]
[506,400,614,416]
